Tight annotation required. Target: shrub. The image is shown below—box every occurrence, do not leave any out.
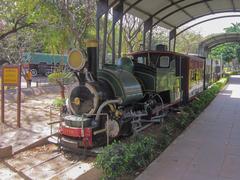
[52,98,65,107]
[128,136,156,169]
[95,136,157,179]
[175,111,190,129]
[95,142,128,179]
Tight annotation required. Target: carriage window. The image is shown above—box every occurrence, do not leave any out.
[191,70,197,81]
[136,56,147,65]
[157,56,170,68]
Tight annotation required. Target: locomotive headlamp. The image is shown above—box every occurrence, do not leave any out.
[68,49,86,70]
[73,97,81,106]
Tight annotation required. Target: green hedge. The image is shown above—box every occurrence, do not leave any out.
[95,77,229,179]
[95,136,156,179]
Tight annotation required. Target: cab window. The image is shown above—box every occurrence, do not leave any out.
[156,55,170,68]
[134,56,147,65]
[160,56,170,67]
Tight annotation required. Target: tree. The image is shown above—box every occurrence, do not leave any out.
[209,22,240,63]
[175,30,203,54]
[151,26,168,49]
[0,0,64,63]
[210,43,237,63]
[48,69,74,99]
[0,0,96,64]
[0,0,60,41]
[224,22,240,33]
[122,14,143,52]
[50,0,96,49]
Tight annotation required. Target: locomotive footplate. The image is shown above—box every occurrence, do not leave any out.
[60,136,79,149]
[59,136,101,156]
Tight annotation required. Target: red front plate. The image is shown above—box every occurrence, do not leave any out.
[59,124,92,138]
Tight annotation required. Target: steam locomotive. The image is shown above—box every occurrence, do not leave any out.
[59,40,205,151]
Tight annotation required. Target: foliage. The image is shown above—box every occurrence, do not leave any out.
[52,98,65,107]
[210,43,239,63]
[48,69,74,99]
[48,71,74,85]
[0,0,96,64]
[50,0,96,50]
[175,29,204,54]
[0,0,59,63]
[224,22,240,33]
[122,14,143,52]
[95,136,157,179]
[209,22,240,63]
[151,26,169,49]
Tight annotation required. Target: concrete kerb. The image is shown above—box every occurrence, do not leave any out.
[0,145,12,159]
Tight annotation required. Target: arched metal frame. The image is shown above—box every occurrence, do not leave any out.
[176,14,240,37]
[96,0,239,68]
[198,33,240,57]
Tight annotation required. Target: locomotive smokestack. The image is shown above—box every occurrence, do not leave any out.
[156,44,168,52]
[86,40,98,80]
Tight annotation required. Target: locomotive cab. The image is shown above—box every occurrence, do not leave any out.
[130,51,182,105]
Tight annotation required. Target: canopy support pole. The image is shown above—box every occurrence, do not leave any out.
[96,0,109,68]
[169,29,176,52]
[143,18,153,51]
[112,0,124,64]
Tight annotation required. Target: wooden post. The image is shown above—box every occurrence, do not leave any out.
[1,69,4,123]
[17,65,21,128]
[1,65,21,127]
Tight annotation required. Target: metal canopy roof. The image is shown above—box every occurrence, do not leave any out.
[198,33,240,55]
[109,0,240,30]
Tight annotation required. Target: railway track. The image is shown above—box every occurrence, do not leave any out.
[0,144,94,180]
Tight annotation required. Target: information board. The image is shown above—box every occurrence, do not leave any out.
[1,65,21,127]
[2,66,20,86]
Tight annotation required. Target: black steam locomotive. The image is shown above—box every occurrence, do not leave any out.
[59,40,205,151]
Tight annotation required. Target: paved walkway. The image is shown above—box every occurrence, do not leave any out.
[137,75,240,180]
[0,93,59,154]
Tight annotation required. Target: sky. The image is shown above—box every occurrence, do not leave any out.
[183,13,240,37]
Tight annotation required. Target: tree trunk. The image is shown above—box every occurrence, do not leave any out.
[57,81,65,99]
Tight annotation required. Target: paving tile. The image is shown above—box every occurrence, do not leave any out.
[136,156,190,180]
[218,177,240,180]
[227,137,240,146]
[181,170,218,180]
[220,155,240,179]
[162,139,200,160]
[186,148,225,176]
[230,127,240,139]
[226,144,240,157]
